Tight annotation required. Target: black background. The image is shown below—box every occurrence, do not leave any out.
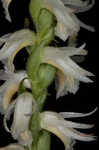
[0,0,98,149]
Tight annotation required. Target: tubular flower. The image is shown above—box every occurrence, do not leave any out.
[40,110,96,150]
[1,0,95,41]
[0,70,30,114]
[0,29,35,71]
[42,44,94,98]
[0,144,25,150]
[3,92,36,147]
[43,0,95,41]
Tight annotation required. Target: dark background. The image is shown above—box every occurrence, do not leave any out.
[0,0,98,149]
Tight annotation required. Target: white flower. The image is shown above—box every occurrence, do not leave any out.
[43,0,95,41]
[40,110,96,150]
[1,0,95,41]
[4,92,36,147]
[0,144,25,150]
[42,44,94,98]
[0,29,35,71]
[0,70,30,114]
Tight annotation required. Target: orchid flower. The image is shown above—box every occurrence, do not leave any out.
[1,0,95,41]
[42,44,94,98]
[3,92,36,147]
[40,110,96,150]
[0,144,25,150]
[0,29,35,71]
[0,70,30,114]
[43,0,95,41]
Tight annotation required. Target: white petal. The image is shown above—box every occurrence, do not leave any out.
[79,20,95,32]
[1,0,12,21]
[57,78,80,98]
[0,34,10,46]
[63,0,94,14]
[0,144,25,150]
[55,23,70,41]
[67,128,96,141]
[60,107,98,118]
[0,70,29,114]
[60,43,87,56]
[61,0,90,7]
[54,7,80,41]
[4,100,16,133]
[19,130,32,147]
[11,92,33,146]
[57,58,93,83]
[55,72,79,98]
[62,120,94,129]
[0,29,35,71]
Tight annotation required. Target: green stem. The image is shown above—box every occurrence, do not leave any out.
[37,131,51,150]
[27,1,57,150]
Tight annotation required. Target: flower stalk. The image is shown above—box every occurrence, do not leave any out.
[27,1,57,150]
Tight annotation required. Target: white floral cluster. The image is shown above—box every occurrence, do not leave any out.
[0,0,96,150]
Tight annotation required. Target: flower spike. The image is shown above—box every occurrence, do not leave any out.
[0,0,96,150]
